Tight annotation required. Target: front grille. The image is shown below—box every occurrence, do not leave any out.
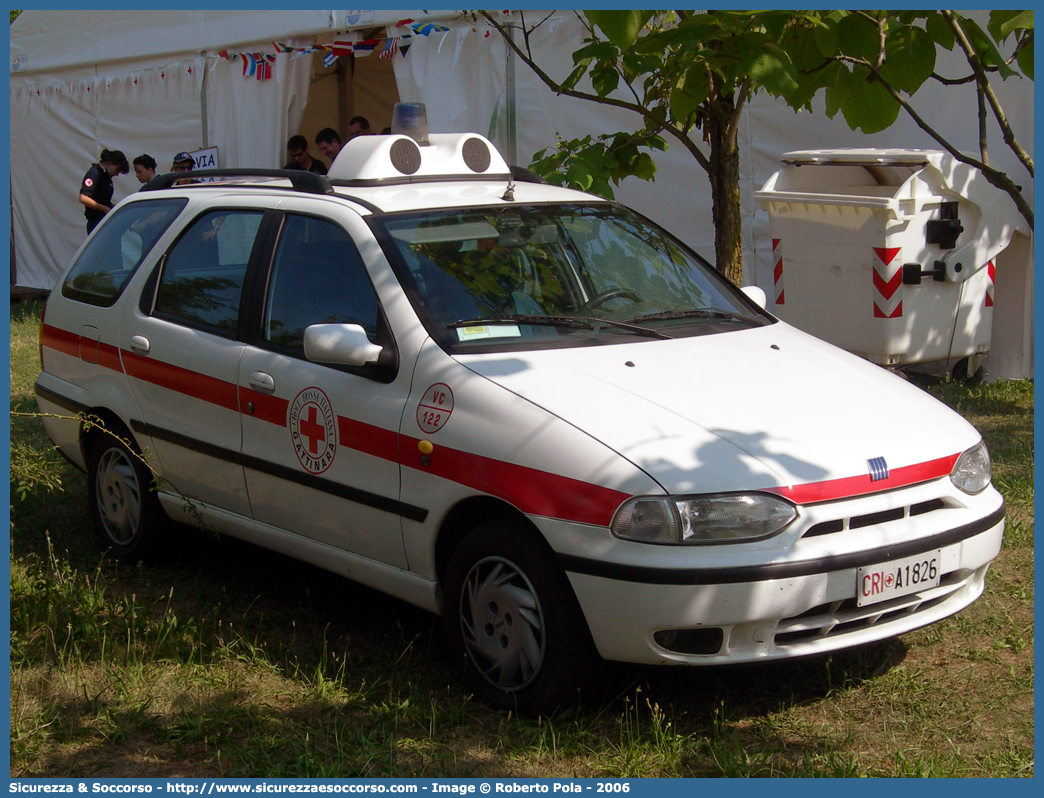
[774,568,973,647]
[849,507,905,530]
[802,497,948,539]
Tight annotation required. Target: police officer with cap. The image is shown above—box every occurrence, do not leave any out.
[171,151,196,184]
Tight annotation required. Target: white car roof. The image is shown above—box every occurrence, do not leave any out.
[135,132,607,215]
[331,179,601,215]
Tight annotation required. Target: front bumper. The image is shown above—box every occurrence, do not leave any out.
[552,489,1004,666]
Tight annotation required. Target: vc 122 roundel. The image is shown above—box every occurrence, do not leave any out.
[417,383,454,434]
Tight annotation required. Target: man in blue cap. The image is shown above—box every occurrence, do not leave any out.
[171,151,196,185]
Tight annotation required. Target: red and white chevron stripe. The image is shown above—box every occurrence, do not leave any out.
[772,238,785,305]
[872,246,903,318]
[984,260,995,307]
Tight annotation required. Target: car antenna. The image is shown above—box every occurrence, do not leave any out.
[501,178,516,202]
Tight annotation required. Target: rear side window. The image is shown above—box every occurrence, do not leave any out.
[62,199,186,307]
[153,210,264,336]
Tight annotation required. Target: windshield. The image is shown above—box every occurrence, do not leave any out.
[374,203,772,351]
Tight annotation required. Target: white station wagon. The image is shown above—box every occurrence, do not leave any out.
[37,109,1004,713]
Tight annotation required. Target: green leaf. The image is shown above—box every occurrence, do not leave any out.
[674,12,726,43]
[741,43,799,96]
[628,152,657,182]
[572,40,618,65]
[560,63,590,92]
[879,24,936,94]
[631,26,681,54]
[1017,37,1034,79]
[780,25,825,73]
[621,52,663,82]
[836,12,882,63]
[585,10,654,51]
[840,76,901,133]
[823,62,854,119]
[811,18,839,57]
[590,65,620,97]
[564,162,594,192]
[787,59,839,111]
[645,135,668,152]
[925,11,956,50]
[989,10,1034,42]
[958,15,1017,78]
[669,64,710,122]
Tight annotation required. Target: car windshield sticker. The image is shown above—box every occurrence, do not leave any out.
[417,383,454,433]
[456,324,522,342]
[289,387,337,474]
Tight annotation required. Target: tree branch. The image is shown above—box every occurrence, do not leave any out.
[726,78,751,152]
[942,10,1034,178]
[477,10,712,173]
[977,80,989,167]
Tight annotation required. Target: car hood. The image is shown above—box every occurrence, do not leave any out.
[457,322,980,498]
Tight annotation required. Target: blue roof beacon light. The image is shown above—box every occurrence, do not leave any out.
[392,102,430,146]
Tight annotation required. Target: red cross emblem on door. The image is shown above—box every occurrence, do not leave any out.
[289,387,337,474]
[299,405,326,455]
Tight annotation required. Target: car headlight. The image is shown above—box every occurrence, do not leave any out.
[950,440,992,494]
[611,493,797,545]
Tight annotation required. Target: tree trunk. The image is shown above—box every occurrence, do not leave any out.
[705,109,744,286]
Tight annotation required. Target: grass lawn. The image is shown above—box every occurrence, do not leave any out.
[9,299,1034,778]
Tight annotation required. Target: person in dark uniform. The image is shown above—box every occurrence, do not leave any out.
[79,149,129,234]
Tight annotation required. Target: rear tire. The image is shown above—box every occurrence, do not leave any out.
[86,426,168,561]
[443,519,598,714]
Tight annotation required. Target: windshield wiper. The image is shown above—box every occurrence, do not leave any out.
[580,316,673,340]
[448,314,672,339]
[628,308,761,325]
[449,314,597,330]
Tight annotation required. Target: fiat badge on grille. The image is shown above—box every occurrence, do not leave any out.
[867,456,890,482]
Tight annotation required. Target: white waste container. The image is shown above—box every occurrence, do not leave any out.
[756,149,1024,374]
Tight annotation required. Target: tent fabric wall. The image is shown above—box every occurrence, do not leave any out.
[203,40,314,175]
[10,11,320,291]
[394,22,509,142]
[10,56,203,288]
[9,10,342,74]
[9,9,444,291]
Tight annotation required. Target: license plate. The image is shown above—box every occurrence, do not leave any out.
[857,549,941,607]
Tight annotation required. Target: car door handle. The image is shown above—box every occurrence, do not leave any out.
[248,371,275,394]
[129,335,150,354]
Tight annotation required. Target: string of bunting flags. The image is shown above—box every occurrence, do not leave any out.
[218,19,449,81]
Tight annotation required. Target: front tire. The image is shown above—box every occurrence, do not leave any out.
[86,427,167,561]
[444,519,598,714]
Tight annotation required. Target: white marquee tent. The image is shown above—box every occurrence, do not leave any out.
[9,9,1034,378]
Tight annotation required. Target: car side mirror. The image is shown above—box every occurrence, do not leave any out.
[304,323,383,367]
[740,285,767,309]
